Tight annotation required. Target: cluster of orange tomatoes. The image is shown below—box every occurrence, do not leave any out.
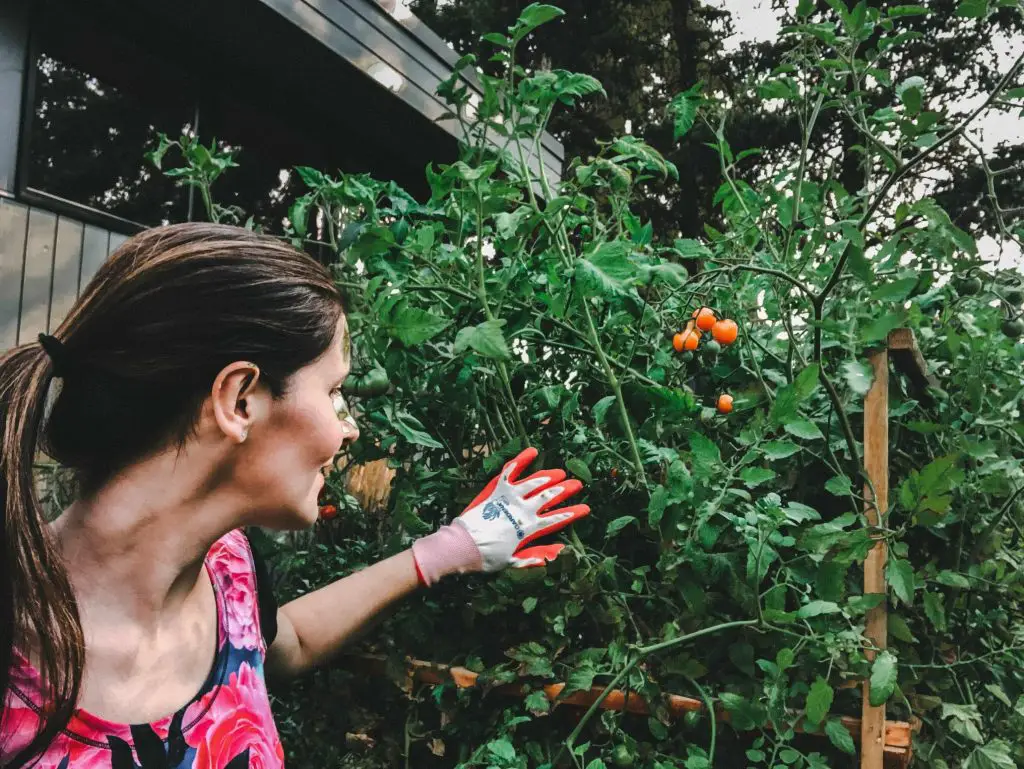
[672,307,738,352]
[673,306,737,415]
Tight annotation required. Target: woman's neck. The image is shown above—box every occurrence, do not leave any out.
[51,445,243,626]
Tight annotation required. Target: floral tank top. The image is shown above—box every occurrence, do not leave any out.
[0,530,284,769]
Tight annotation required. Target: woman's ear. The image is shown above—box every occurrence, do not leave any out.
[210,362,263,443]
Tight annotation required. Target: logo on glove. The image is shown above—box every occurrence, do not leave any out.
[482,497,525,540]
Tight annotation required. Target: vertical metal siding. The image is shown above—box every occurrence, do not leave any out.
[0,199,120,350]
[19,207,58,343]
[49,216,85,331]
[0,198,29,348]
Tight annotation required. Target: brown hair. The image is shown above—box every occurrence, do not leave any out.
[0,222,342,763]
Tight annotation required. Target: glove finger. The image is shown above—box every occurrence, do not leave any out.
[517,469,566,496]
[501,447,539,484]
[520,504,591,548]
[510,543,565,569]
[531,479,584,513]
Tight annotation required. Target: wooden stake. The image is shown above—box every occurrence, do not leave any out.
[862,344,890,769]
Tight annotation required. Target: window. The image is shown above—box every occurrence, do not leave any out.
[21,7,192,227]
[18,0,354,233]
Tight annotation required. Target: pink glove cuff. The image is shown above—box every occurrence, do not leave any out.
[411,523,484,586]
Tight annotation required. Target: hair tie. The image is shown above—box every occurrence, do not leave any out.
[38,333,69,377]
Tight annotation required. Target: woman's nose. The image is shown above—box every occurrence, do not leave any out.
[340,415,360,446]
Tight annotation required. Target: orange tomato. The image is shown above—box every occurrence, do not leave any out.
[712,318,738,345]
[717,394,734,414]
[672,333,685,352]
[692,307,717,332]
[682,329,701,351]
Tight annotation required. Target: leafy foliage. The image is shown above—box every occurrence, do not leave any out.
[152,3,1024,767]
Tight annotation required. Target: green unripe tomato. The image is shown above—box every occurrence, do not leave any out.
[703,340,722,356]
[683,710,702,730]
[1002,318,1024,339]
[957,275,983,296]
[611,745,635,768]
[681,351,694,363]
[343,369,391,397]
[1005,288,1024,306]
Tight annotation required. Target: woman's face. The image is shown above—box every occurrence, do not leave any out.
[237,315,358,529]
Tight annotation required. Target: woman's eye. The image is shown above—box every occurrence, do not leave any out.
[331,389,351,419]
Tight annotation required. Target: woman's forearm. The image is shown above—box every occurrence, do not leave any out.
[270,549,420,676]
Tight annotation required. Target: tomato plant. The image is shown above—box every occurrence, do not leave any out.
[152,3,1024,767]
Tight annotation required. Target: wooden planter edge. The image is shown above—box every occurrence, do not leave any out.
[348,654,917,767]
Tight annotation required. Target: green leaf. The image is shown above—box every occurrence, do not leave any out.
[816,560,849,602]
[825,475,853,496]
[593,395,616,425]
[514,3,566,40]
[481,32,512,46]
[564,666,596,695]
[718,692,764,730]
[955,0,989,17]
[825,719,856,754]
[964,740,1016,769]
[889,614,917,643]
[566,458,593,484]
[861,311,904,343]
[689,433,722,467]
[522,596,538,614]
[806,677,833,725]
[935,570,971,588]
[869,277,919,302]
[388,407,444,449]
[289,196,312,238]
[387,305,452,346]
[762,440,800,459]
[668,85,702,141]
[869,651,898,706]
[785,419,824,441]
[769,364,820,425]
[741,467,777,488]
[576,241,635,295]
[887,558,915,604]
[488,738,517,762]
[606,515,638,537]
[888,4,931,15]
[896,76,926,113]
[923,590,947,631]
[842,359,874,396]
[797,600,841,618]
[454,319,511,359]
[524,688,550,714]
[985,683,1012,708]
[648,485,669,527]
[584,761,607,769]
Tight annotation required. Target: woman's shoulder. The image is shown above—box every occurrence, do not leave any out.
[206,529,277,655]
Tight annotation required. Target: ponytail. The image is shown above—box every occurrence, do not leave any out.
[0,341,84,765]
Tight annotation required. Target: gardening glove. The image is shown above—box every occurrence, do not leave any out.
[411,447,590,586]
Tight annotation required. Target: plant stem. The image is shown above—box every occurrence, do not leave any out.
[580,298,648,486]
[474,187,529,446]
[559,619,759,761]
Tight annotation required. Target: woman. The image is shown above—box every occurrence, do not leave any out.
[0,223,590,768]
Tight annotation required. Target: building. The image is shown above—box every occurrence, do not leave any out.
[0,0,564,350]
